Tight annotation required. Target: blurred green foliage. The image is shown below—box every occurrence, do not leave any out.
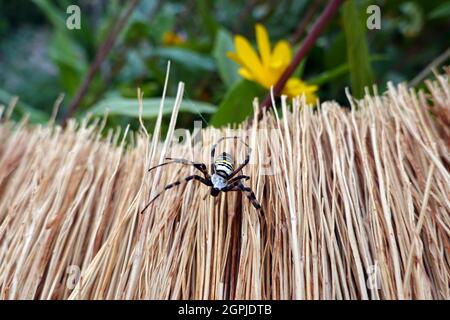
[342,0,374,99]
[0,0,449,130]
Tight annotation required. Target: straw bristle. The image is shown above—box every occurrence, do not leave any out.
[0,74,449,300]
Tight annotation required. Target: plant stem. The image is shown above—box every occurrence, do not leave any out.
[259,0,343,112]
[409,47,450,87]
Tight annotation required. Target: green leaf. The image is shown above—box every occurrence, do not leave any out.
[398,2,423,37]
[309,64,350,86]
[342,0,374,98]
[49,32,87,73]
[153,47,216,71]
[32,0,66,31]
[147,8,176,43]
[325,33,347,69]
[213,29,239,87]
[309,55,386,86]
[0,88,49,123]
[89,97,216,118]
[211,80,265,127]
[428,2,450,19]
[196,0,219,38]
[49,31,88,95]
[33,0,93,65]
[292,58,308,79]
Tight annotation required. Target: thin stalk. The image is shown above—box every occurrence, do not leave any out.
[259,0,343,113]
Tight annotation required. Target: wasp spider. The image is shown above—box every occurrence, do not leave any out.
[141,137,263,214]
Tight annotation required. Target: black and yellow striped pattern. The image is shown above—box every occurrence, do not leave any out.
[214,152,235,177]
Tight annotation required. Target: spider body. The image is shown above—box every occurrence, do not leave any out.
[141,137,263,215]
[210,174,226,195]
[210,152,234,195]
[214,152,235,178]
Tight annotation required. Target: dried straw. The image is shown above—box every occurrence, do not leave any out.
[0,71,449,300]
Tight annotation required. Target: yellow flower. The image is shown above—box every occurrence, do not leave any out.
[284,78,318,104]
[162,31,185,46]
[227,24,318,104]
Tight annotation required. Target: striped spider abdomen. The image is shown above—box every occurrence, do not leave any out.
[214,152,235,178]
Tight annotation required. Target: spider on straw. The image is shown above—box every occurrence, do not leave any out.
[140,137,264,215]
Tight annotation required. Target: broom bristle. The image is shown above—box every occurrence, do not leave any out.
[0,73,449,300]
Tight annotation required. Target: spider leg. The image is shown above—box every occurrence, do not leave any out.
[227,140,251,179]
[210,136,249,175]
[148,158,209,179]
[231,183,264,214]
[222,175,250,191]
[140,174,212,214]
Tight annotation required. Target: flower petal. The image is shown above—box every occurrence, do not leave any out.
[283,78,318,104]
[255,24,271,67]
[234,35,264,77]
[238,68,255,81]
[271,40,292,69]
[226,51,243,65]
